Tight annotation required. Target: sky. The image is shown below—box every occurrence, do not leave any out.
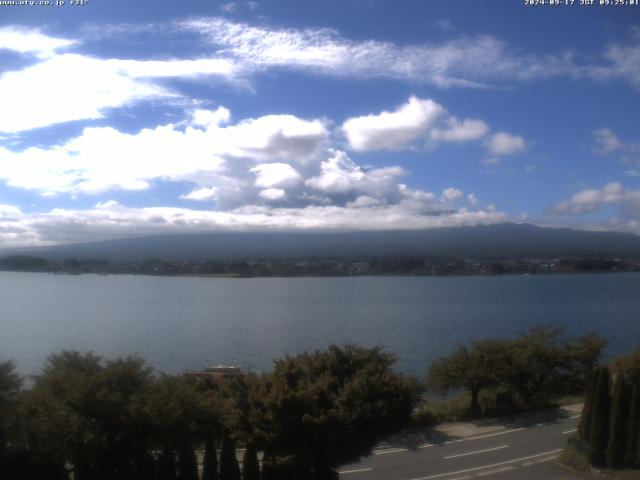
[0,0,639,247]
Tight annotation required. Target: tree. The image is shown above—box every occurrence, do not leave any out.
[23,352,153,480]
[0,361,22,476]
[428,341,508,415]
[256,345,420,477]
[606,376,631,468]
[178,446,198,480]
[578,369,598,442]
[612,348,640,385]
[242,443,261,480]
[625,386,640,468]
[428,327,605,413]
[202,437,219,480]
[587,367,611,468]
[507,327,605,405]
[219,432,241,480]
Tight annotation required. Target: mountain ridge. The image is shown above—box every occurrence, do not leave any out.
[4,223,640,261]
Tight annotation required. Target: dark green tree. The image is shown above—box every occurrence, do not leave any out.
[178,446,198,480]
[202,438,219,480]
[625,386,640,468]
[587,366,611,468]
[23,352,153,480]
[606,376,631,468]
[157,450,178,480]
[506,326,602,404]
[242,443,261,480]
[0,361,22,476]
[578,369,598,442]
[612,348,640,385]
[256,345,420,477]
[219,432,241,480]
[428,341,508,415]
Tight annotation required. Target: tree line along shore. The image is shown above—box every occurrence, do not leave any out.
[0,327,638,479]
[2,254,640,277]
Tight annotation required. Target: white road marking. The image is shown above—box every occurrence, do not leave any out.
[535,423,545,427]
[378,426,531,455]
[339,468,373,474]
[534,455,559,463]
[570,414,581,419]
[373,448,409,455]
[477,466,516,476]
[444,445,509,460]
[562,429,577,435]
[521,461,534,467]
[408,449,563,480]
[448,428,526,443]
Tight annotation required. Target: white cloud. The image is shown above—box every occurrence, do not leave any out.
[258,188,286,201]
[342,96,444,151]
[179,17,640,89]
[305,150,407,198]
[0,53,237,133]
[430,117,489,143]
[250,163,303,188]
[191,107,231,127]
[0,201,507,247]
[181,187,218,202]
[180,18,581,88]
[593,128,624,154]
[485,132,526,156]
[442,187,463,201]
[0,109,328,197]
[593,128,640,164]
[549,182,640,215]
[0,26,76,59]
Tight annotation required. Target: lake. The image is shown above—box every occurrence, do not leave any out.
[1,271,638,378]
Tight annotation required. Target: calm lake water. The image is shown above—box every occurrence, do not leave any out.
[1,271,639,378]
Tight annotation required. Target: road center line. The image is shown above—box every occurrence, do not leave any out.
[408,449,564,480]
[339,468,373,474]
[444,445,509,460]
[562,429,577,435]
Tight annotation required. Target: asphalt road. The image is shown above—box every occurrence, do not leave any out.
[338,412,585,480]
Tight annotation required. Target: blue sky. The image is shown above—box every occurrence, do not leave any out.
[0,0,639,246]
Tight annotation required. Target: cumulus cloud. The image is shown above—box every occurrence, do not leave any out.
[342,97,444,151]
[305,150,407,198]
[430,117,489,143]
[0,109,327,197]
[250,163,303,188]
[549,182,640,215]
[340,96,491,152]
[442,188,463,201]
[485,132,526,156]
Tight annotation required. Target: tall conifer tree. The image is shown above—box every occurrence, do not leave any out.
[588,367,611,468]
[606,376,631,468]
[579,369,598,442]
[625,386,640,468]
